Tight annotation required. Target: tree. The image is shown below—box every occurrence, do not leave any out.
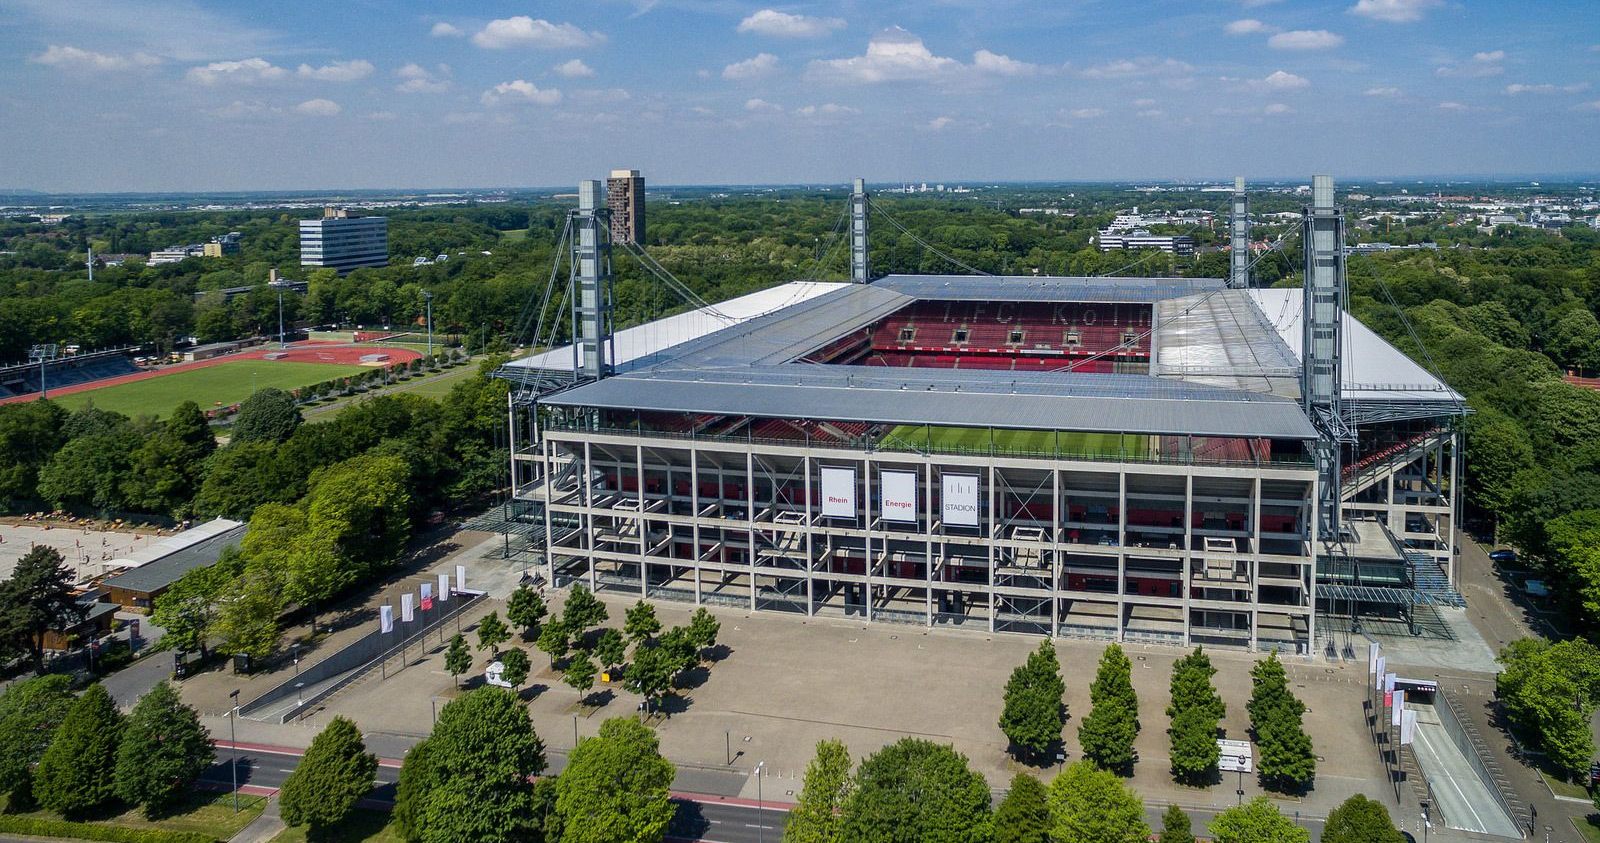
[1159,805,1195,843]
[1496,637,1600,778]
[594,627,627,674]
[555,717,677,843]
[301,453,413,579]
[36,430,139,511]
[1209,797,1309,843]
[1322,794,1404,843]
[506,585,547,640]
[1000,640,1066,760]
[784,739,852,843]
[477,611,510,655]
[0,674,74,802]
[565,651,598,703]
[1249,652,1316,791]
[498,648,531,692]
[192,441,301,520]
[233,387,303,443]
[444,634,472,688]
[279,716,378,832]
[392,739,437,842]
[562,584,608,640]
[688,607,720,653]
[657,626,699,680]
[213,556,285,661]
[625,599,661,643]
[1169,647,1223,784]
[0,546,86,671]
[35,683,124,815]
[150,549,241,658]
[537,619,571,667]
[409,688,547,843]
[839,738,992,843]
[114,682,214,818]
[1047,761,1149,843]
[0,400,68,507]
[1079,644,1140,772]
[624,642,675,713]
[994,772,1050,843]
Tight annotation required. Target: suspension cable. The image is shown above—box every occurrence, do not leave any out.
[867,195,995,276]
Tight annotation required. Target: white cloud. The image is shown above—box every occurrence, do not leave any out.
[1066,107,1105,118]
[1133,98,1156,107]
[795,103,860,118]
[744,97,782,112]
[430,22,463,38]
[1573,100,1600,112]
[1257,70,1310,89]
[1268,30,1344,50]
[296,59,373,82]
[186,57,288,85]
[481,79,562,106]
[1263,102,1293,114]
[1349,0,1441,23]
[1079,57,1195,79]
[1437,51,1504,78]
[31,45,160,71]
[395,63,450,93]
[573,88,631,102]
[554,59,596,78]
[1240,0,1284,6]
[972,49,1038,76]
[737,9,846,38]
[209,100,273,119]
[807,28,961,84]
[294,98,341,117]
[723,53,779,80]
[1506,82,1590,95]
[1437,100,1470,111]
[927,115,953,130]
[1137,109,1164,118]
[364,111,397,121]
[1225,19,1273,35]
[472,17,605,50]
[1364,86,1402,97]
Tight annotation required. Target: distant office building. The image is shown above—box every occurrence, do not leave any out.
[606,169,645,245]
[203,231,242,257]
[148,247,198,265]
[1095,229,1196,256]
[300,207,388,272]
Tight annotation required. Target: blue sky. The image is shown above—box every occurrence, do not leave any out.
[2,0,1597,191]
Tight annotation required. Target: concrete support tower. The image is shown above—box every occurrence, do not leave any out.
[1229,177,1250,289]
[1301,174,1352,542]
[571,180,615,381]
[850,177,870,283]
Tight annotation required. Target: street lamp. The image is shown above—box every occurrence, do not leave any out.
[228,689,240,813]
[421,290,434,357]
[754,761,766,843]
[28,344,58,399]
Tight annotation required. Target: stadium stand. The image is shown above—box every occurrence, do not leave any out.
[0,348,140,397]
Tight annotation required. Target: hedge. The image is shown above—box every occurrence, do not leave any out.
[0,815,216,843]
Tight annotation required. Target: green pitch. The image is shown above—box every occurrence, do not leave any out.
[56,360,369,419]
[882,425,1148,458]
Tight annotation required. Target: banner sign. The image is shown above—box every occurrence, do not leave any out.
[401,593,415,623]
[942,474,980,527]
[820,467,857,518]
[1368,642,1380,677]
[1400,709,1417,745]
[420,582,434,611]
[438,573,451,602]
[380,604,394,633]
[880,470,917,523]
[1374,656,1386,690]
[456,564,468,593]
[1392,690,1405,727]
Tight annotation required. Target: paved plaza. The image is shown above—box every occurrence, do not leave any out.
[0,518,165,584]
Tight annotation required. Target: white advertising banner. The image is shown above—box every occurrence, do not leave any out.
[1400,709,1417,745]
[420,582,434,611]
[1374,656,1386,690]
[1368,642,1380,677]
[820,467,857,518]
[438,573,451,602]
[942,474,980,528]
[401,592,415,623]
[456,564,468,593]
[880,470,918,523]
[380,604,394,633]
[1392,690,1405,727]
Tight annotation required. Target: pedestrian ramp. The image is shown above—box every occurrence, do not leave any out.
[1409,703,1522,839]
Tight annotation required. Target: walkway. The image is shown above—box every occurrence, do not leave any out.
[1410,703,1522,838]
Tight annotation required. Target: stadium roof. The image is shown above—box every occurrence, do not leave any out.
[102,519,246,596]
[511,274,1461,438]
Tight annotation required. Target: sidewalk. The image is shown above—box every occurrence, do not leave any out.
[228,797,283,843]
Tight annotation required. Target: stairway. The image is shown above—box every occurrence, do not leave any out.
[1405,551,1465,608]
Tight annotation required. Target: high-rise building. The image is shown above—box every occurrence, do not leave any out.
[605,169,645,245]
[299,207,388,273]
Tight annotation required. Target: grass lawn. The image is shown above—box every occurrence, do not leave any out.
[59,360,369,419]
[269,809,402,843]
[1542,767,1593,800]
[881,425,1147,458]
[0,789,266,841]
[386,364,479,399]
[1574,816,1600,843]
[500,227,529,242]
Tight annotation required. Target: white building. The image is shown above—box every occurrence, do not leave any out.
[299,207,388,273]
[1096,230,1196,256]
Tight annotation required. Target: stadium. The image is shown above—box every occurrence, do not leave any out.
[499,177,1467,655]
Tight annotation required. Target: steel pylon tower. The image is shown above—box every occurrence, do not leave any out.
[1229,177,1251,289]
[570,180,615,381]
[1301,174,1354,545]
[850,177,869,283]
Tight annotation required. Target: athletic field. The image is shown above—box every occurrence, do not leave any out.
[881,425,1148,458]
[56,360,368,418]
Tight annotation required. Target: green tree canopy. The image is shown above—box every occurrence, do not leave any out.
[1000,640,1066,760]
[409,688,546,843]
[506,585,547,640]
[555,717,677,843]
[1159,805,1196,843]
[1248,652,1316,791]
[34,683,124,815]
[1497,637,1600,777]
[839,738,992,843]
[1168,647,1224,784]
[537,618,571,667]
[1047,760,1149,843]
[498,647,531,691]
[280,715,377,831]
[113,682,214,818]
[594,627,627,673]
[562,584,608,638]
[624,600,661,643]
[687,607,720,652]
[994,772,1051,843]
[1209,797,1309,843]
[232,387,303,444]
[1079,643,1140,772]
[477,611,510,654]
[444,633,472,687]
[0,545,86,671]
[1322,794,1404,843]
[0,674,74,800]
[784,739,852,843]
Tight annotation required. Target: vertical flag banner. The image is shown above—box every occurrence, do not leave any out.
[402,592,415,623]
[1374,656,1386,690]
[1392,690,1405,727]
[1400,709,1417,745]
[438,573,451,601]
[380,604,394,633]
[420,582,434,611]
[456,564,468,593]
[1368,642,1380,677]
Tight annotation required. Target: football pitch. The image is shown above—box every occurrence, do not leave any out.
[57,360,369,419]
[881,425,1148,458]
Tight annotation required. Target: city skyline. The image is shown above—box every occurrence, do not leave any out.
[2,0,1598,192]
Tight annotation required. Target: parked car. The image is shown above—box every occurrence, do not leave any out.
[1489,548,1518,563]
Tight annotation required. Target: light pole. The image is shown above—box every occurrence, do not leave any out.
[28,344,57,399]
[422,290,434,357]
[228,689,240,813]
[754,761,766,843]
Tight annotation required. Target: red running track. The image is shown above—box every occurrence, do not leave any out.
[0,341,425,406]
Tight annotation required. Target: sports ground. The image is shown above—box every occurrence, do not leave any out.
[882,425,1148,458]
